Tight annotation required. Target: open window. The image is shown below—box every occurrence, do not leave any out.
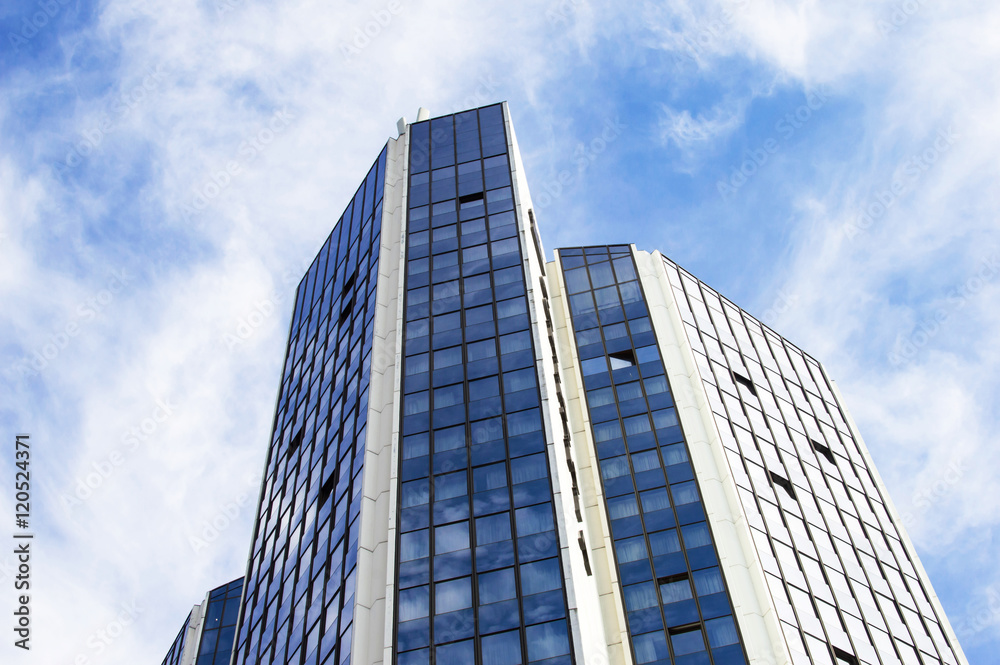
[609,349,637,370]
[458,192,484,205]
[732,371,758,396]
[318,473,337,509]
[286,427,304,459]
[769,470,797,499]
[811,438,836,465]
[833,647,859,665]
[339,296,355,327]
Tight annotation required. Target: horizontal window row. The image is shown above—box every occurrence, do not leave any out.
[397,620,571,665]
[408,105,506,174]
[408,155,512,206]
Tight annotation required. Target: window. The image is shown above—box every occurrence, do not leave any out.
[520,557,562,595]
[693,568,725,596]
[478,568,516,604]
[434,577,472,613]
[623,582,659,612]
[434,472,467,501]
[398,586,429,621]
[659,574,693,602]
[287,427,304,458]
[640,488,671,513]
[475,513,511,545]
[648,529,681,556]
[511,453,546,484]
[615,536,648,564]
[433,426,465,452]
[732,371,757,396]
[833,647,860,665]
[401,530,429,561]
[670,627,706,656]
[433,346,462,369]
[318,474,336,508]
[704,616,740,647]
[499,331,532,355]
[609,349,636,369]
[473,463,507,492]
[769,471,797,499]
[402,479,430,508]
[503,368,535,393]
[515,503,554,536]
[467,339,497,362]
[434,522,469,553]
[481,631,520,665]
[608,494,639,520]
[812,438,836,464]
[525,620,570,661]
[433,384,464,408]
[681,523,711,548]
[459,191,484,205]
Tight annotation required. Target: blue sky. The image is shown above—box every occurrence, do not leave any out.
[1,1,997,663]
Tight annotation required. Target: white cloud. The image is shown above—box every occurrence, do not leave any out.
[659,100,748,166]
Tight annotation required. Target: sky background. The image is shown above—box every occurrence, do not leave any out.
[1,0,997,663]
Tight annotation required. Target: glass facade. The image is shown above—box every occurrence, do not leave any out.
[160,577,244,665]
[232,146,388,665]
[658,256,964,665]
[393,104,575,665]
[198,578,245,665]
[558,246,747,665]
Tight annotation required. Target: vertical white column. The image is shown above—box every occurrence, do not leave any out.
[353,133,408,665]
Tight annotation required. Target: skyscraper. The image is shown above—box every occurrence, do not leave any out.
[197,103,969,665]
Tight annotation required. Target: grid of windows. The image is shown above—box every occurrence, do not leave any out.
[659,256,963,665]
[393,104,575,665]
[232,146,388,665]
[558,246,747,665]
[197,578,245,665]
